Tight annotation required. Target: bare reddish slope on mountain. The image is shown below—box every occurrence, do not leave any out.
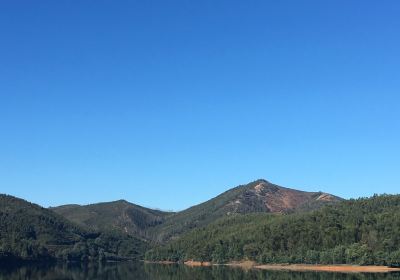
[226,180,341,214]
[150,179,342,241]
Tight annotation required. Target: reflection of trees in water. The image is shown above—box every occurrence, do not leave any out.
[143,264,400,280]
[0,263,144,280]
[0,262,399,280]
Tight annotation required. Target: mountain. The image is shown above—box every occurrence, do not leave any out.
[0,194,148,263]
[148,179,343,242]
[51,200,173,239]
[145,194,400,267]
[51,179,342,243]
[4,180,399,267]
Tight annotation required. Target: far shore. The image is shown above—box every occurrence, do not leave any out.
[228,261,400,273]
[145,260,400,273]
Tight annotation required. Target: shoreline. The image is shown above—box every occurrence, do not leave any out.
[255,264,400,273]
[228,261,400,273]
[146,260,400,273]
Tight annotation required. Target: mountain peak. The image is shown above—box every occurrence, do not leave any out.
[236,180,342,213]
[253,178,271,185]
[114,199,129,204]
[151,180,342,242]
[52,198,172,239]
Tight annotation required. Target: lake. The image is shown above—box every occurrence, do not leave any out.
[0,262,399,280]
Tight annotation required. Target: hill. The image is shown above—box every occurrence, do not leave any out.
[51,179,341,243]
[0,194,148,263]
[145,195,400,267]
[149,179,342,242]
[51,200,173,239]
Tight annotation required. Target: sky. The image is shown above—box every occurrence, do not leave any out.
[1,1,399,211]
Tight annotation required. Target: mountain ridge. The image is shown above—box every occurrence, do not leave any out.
[148,179,343,242]
[145,194,400,267]
[51,179,342,243]
[0,194,148,263]
[51,199,173,239]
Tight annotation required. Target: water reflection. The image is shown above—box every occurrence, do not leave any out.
[0,262,399,280]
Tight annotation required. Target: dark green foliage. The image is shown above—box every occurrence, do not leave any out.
[0,195,148,263]
[148,180,342,242]
[145,195,400,266]
[52,200,173,239]
[50,179,341,245]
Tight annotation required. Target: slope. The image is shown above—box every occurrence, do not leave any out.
[52,200,173,239]
[0,194,148,263]
[145,194,400,267]
[149,179,342,242]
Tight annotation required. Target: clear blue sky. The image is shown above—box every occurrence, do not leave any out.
[1,1,399,211]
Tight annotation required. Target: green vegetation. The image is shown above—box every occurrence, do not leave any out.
[145,195,400,267]
[2,181,399,267]
[52,200,173,239]
[147,180,342,242]
[0,195,148,263]
[50,180,342,246]
[52,181,278,243]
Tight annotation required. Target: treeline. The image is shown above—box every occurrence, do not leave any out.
[145,195,400,267]
[0,195,148,263]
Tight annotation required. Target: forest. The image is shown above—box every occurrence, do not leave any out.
[0,195,147,263]
[145,195,400,267]
[2,191,400,267]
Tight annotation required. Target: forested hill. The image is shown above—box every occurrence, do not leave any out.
[148,179,342,242]
[145,195,400,267]
[0,194,148,263]
[51,179,341,243]
[52,200,173,239]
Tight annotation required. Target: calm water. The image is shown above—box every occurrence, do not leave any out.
[0,262,399,280]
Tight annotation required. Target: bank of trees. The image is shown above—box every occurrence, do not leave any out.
[0,195,148,263]
[145,195,400,267]
[2,192,400,267]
